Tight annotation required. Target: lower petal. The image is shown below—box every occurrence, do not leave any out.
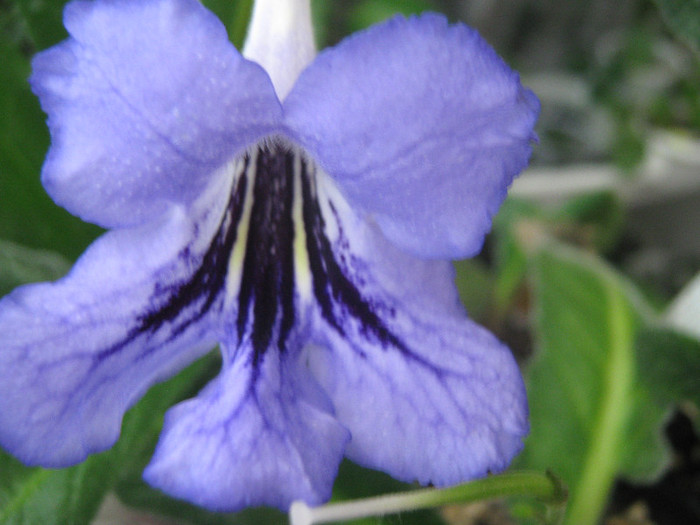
[305,176,528,485]
[143,342,350,512]
[310,313,527,486]
[0,174,233,467]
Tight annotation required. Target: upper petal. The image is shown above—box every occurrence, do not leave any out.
[284,13,539,259]
[0,168,235,467]
[32,0,282,228]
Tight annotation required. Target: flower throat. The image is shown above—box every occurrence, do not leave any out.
[113,143,407,369]
[228,143,407,366]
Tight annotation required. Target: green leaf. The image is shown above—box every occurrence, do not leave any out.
[116,479,287,525]
[14,0,70,51]
[201,0,253,49]
[490,192,624,319]
[453,258,494,322]
[0,239,71,296]
[637,327,700,407]
[517,243,665,525]
[555,191,624,253]
[0,444,123,525]
[653,0,700,51]
[348,0,436,31]
[0,11,100,260]
[491,197,543,316]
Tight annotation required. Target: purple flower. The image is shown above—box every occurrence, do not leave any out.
[0,0,538,512]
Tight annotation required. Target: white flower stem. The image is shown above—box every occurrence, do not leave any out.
[289,471,567,525]
[243,0,315,100]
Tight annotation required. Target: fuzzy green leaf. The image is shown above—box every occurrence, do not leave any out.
[517,244,665,525]
[0,451,119,525]
[14,0,70,50]
[637,327,700,407]
[0,8,100,259]
[201,0,253,49]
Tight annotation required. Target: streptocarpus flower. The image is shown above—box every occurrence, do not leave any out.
[0,0,539,512]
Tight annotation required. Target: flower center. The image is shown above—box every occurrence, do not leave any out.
[229,144,298,364]
[223,141,406,365]
[107,142,407,369]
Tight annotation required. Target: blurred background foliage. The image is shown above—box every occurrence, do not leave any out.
[1,0,699,524]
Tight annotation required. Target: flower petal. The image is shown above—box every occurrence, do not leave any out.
[311,316,528,485]
[144,342,350,512]
[32,0,282,228]
[284,13,539,259]
[0,171,235,467]
[306,178,528,485]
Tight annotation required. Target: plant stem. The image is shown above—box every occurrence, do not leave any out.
[289,470,566,525]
